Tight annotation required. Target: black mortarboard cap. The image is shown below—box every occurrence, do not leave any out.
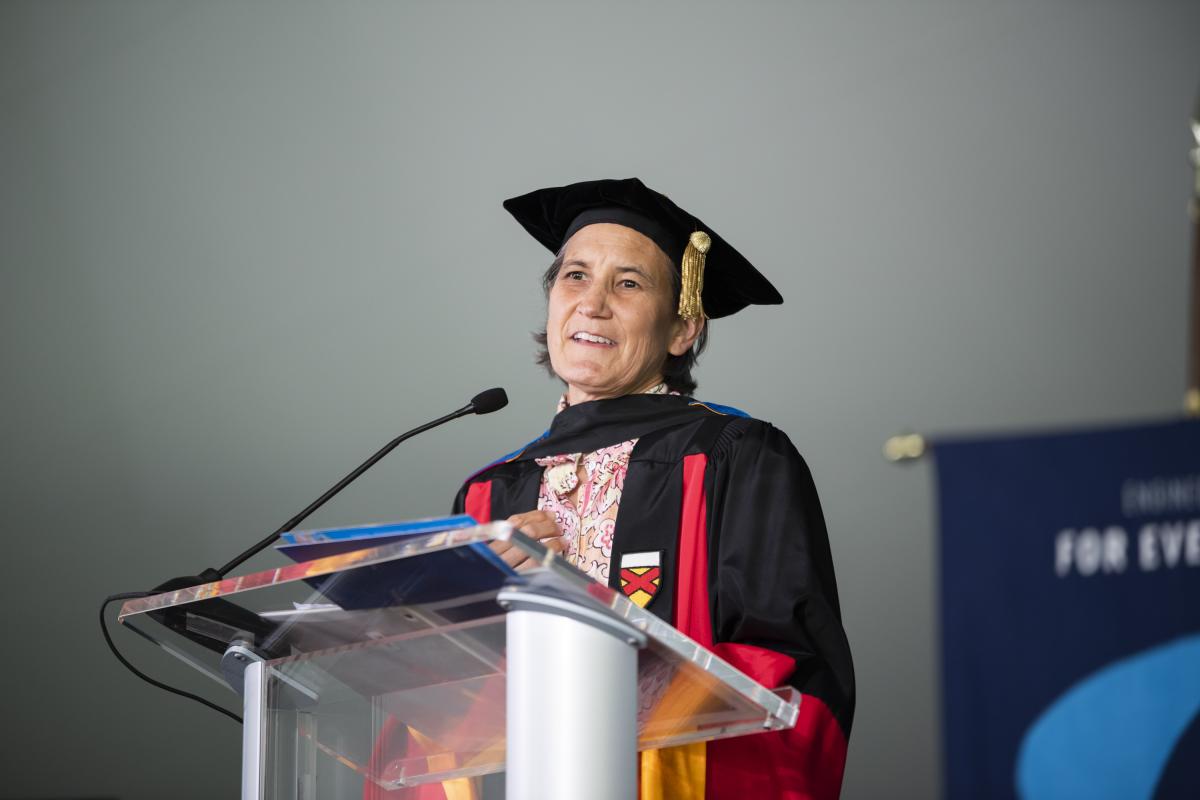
[503,177,783,320]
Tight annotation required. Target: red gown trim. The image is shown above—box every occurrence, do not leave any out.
[464,481,493,524]
[674,453,849,800]
[675,453,712,646]
[708,641,848,800]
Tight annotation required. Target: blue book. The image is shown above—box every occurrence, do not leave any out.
[275,514,478,561]
[274,514,517,609]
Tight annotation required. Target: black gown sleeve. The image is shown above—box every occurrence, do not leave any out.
[706,419,856,734]
[451,481,469,515]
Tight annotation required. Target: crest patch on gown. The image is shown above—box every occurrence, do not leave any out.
[619,551,662,609]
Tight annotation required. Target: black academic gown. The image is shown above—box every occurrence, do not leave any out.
[454,394,855,800]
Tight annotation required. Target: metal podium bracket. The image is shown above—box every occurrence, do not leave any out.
[222,640,318,709]
[495,587,649,649]
[221,640,265,696]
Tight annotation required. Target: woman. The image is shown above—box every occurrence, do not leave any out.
[453,178,855,800]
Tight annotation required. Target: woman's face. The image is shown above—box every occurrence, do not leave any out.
[546,223,702,406]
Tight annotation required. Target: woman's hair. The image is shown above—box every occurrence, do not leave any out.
[532,251,710,396]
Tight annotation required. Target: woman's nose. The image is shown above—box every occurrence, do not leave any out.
[577,283,611,317]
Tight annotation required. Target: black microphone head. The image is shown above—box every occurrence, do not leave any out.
[470,387,508,415]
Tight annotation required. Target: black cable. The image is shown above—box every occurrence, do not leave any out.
[100,592,242,724]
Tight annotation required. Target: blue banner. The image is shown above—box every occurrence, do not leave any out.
[935,418,1200,800]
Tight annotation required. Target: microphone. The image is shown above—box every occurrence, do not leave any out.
[197,387,509,582]
[470,387,508,415]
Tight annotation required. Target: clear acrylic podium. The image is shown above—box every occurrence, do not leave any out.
[118,522,800,799]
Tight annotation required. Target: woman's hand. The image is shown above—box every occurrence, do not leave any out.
[491,510,566,571]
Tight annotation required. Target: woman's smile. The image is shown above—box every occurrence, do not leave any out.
[570,331,618,347]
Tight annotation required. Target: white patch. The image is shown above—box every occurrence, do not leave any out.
[620,551,661,569]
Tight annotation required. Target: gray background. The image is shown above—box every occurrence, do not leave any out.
[2,1,1197,798]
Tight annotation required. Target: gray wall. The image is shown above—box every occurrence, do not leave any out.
[2,1,1197,798]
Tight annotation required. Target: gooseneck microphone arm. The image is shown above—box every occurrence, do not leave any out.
[213,387,509,579]
[103,386,508,726]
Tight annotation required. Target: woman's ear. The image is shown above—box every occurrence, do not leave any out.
[668,316,705,357]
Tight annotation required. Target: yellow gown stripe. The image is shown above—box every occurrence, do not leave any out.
[641,743,706,800]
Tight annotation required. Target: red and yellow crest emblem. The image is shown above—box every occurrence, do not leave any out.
[619,551,662,609]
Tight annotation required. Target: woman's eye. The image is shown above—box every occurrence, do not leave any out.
[563,270,586,281]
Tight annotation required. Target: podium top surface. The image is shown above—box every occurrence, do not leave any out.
[119,522,800,789]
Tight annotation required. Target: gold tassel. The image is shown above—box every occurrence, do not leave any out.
[678,230,710,320]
